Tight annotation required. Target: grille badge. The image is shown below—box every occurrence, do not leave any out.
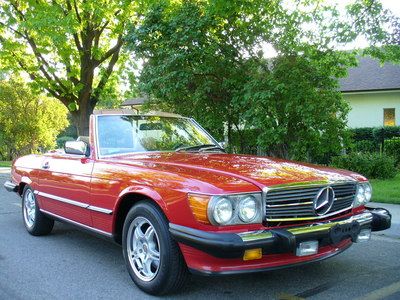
[313,187,335,216]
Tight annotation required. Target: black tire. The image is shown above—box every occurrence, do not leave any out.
[22,185,54,236]
[122,201,188,295]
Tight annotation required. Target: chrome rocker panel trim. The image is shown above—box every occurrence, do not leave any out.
[35,190,113,215]
[40,209,113,238]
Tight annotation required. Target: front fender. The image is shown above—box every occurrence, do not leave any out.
[21,176,33,185]
[115,185,168,213]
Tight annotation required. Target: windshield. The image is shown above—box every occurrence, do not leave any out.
[97,115,217,156]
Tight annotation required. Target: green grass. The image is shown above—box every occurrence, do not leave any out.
[0,161,11,167]
[370,173,400,204]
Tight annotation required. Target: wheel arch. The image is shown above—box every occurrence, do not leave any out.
[112,187,168,244]
[18,176,32,196]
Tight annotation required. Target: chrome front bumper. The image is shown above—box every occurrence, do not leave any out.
[238,211,373,242]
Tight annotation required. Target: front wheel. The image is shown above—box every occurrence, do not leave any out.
[22,186,54,236]
[122,201,188,295]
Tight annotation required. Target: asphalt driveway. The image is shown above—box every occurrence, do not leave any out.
[1,174,399,300]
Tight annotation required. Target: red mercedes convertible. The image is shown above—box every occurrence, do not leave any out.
[4,111,391,295]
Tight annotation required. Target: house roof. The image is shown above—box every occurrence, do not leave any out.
[121,97,147,106]
[339,57,400,92]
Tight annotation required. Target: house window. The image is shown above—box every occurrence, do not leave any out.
[384,108,396,126]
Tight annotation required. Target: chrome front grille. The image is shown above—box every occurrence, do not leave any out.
[265,183,356,221]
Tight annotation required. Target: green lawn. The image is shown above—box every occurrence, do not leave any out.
[0,161,11,167]
[370,173,400,204]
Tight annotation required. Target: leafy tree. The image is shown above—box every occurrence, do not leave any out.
[129,0,398,161]
[366,15,400,63]
[239,53,353,160]
[0,78,69,160]
[129,0,263,142]
[0,0,136,135]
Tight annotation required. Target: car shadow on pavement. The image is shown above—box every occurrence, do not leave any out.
[47,222,348,299]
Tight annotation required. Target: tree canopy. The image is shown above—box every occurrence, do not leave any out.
[128,0,399,161]
[0,77,69,160]
[0,0,399,161]
[0,0,137,135]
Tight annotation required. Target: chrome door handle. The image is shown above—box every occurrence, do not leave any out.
[42,162,50,169]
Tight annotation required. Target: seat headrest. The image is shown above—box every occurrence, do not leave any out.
[77,136,90,144]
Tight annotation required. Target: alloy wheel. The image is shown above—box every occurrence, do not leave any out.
[23,189,36,228]
[127,216,161,282]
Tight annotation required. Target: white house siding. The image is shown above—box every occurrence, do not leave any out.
[343,90,400,128]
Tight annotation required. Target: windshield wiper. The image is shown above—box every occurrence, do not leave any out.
[175,144,225,152]
[198,145,226,152]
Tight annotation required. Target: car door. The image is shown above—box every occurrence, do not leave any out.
[37,152,94,226]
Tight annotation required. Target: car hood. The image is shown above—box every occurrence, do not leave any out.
[105,152,365,190]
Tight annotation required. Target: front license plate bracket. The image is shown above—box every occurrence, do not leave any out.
[330,221,360,245]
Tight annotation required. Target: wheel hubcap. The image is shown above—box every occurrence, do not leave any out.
[23,190,36,228]
[127,216,160,282]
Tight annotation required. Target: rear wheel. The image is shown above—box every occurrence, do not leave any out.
[22,186,54,236]
[122,201,188,295]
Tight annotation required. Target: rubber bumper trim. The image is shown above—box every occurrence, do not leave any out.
[365,206,391,231]
[169,224,246,258]
[4,180,18,193]
[169,212,373,259]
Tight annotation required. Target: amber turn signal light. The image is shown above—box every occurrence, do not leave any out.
[243,248,262,261]
[188,194,211,224]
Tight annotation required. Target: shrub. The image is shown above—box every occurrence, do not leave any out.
[352,140,379,153]
[56,136,75,149]
[331,153,397,179]
[57,120,78,140]
[385,138,400,167]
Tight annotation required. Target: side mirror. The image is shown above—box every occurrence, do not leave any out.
[64,141,89,156]
[218,141,226,149]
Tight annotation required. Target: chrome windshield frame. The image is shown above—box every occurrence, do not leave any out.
[94,114,219,159]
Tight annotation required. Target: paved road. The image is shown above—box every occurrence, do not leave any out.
[1,175,400,300]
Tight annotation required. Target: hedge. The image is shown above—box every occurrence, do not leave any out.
[352,140,379,153]
[331,153,397,179]
[349,126,400,152]
[350,127,376,142]
[385,138,400,167]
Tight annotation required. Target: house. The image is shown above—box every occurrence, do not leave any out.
[340,57,400,128]
[120,96,147,113]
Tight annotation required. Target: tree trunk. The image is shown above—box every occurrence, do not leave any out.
[71,102,95,136]
[227,119,232,153]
